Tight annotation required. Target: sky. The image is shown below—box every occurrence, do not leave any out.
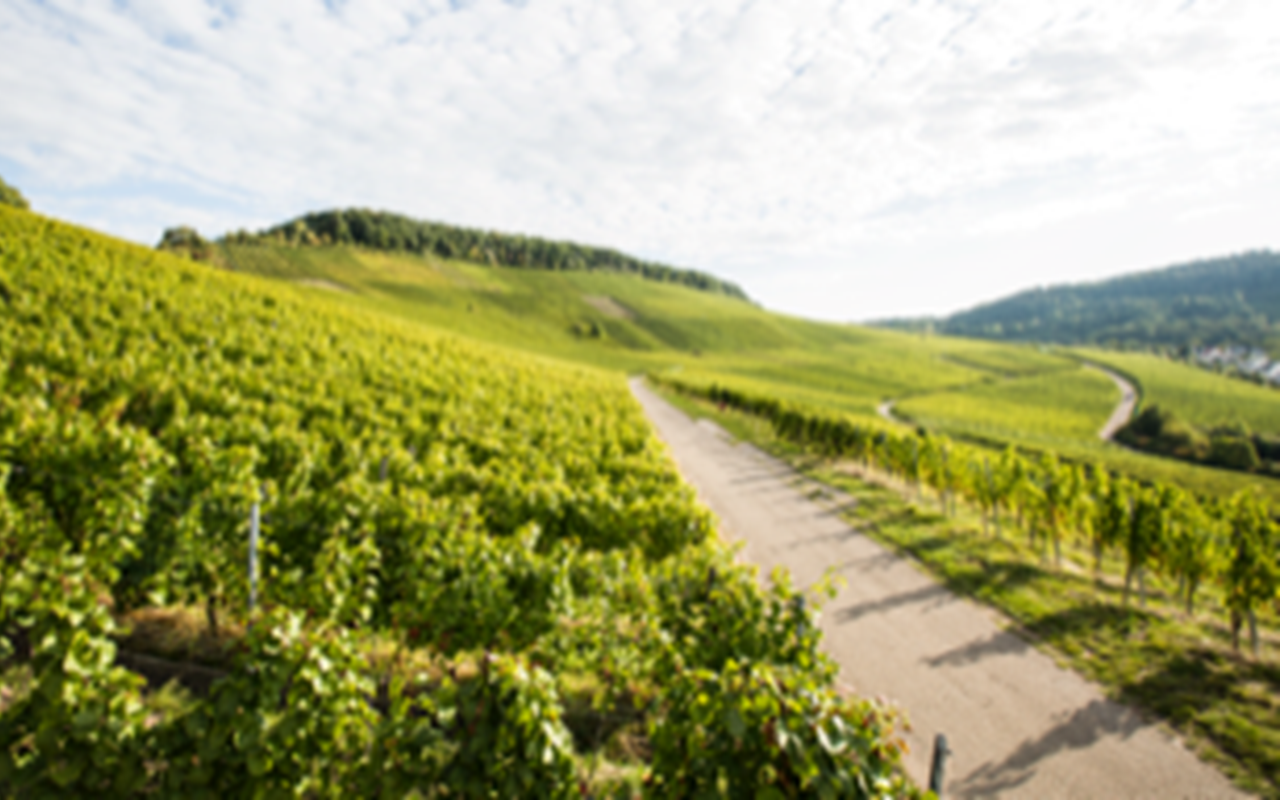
[2,0,1279,321]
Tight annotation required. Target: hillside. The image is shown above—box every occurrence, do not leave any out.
[197,207,750,300]
[877,250,1280,355]
[196,234,1280,501]
[5,200,1278,794]
[0,204,918,795]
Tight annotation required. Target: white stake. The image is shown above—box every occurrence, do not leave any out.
[249,501,260,615]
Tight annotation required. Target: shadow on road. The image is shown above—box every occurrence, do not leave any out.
[924,630,1028,668]
[786,527,864,550]
[835,583,952,623]
[726,468,794,485]
[952,698,1145,798]
[835,550,901,574]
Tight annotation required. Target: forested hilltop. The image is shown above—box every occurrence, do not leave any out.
[202,208,750,300]
[877,251,1280,355]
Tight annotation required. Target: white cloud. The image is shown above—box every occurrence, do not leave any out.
[2,0,1279,319]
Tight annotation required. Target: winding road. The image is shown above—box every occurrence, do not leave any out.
[876,362,1140,442]
[1086,363,1140,441]
[631,378,1240,799]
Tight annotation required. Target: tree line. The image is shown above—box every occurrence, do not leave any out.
[212,208,751,300]
[657,374,1280,656]
[876,250,1280,357]
[1117,404,1280,477]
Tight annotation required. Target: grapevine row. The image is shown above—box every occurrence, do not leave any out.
[0,206,920,797]
[655,374,1279,655]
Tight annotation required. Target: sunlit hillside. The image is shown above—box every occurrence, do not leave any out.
[211,236,1280,501]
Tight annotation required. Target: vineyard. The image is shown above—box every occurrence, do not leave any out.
[0,206,920,796]
[893,366,1117,449]
[654,374,1280,793]
[1078,348,1280,435]
[211,234,1280,501]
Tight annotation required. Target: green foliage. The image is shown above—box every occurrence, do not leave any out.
[662,384,1280,797]
[895,365,1116,450]
[157,226,217,264]
[655,373,1276,647]
[1116,403,1277,476]
[885,250,1280,355]
[0,206,916,794]
[232,207,751,300]
[1081,349,1280,437]
[648,660,918,799]
[154,609,383,796]
[1209,436,1262,472]
[0,177,28,211]
[1223,493,1280,654]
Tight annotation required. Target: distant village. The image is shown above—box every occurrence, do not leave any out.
[1192,345,1280,387]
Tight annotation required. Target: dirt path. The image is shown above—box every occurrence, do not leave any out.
[1086,363,1139,440]
[875,398,898,425]
[631,379,1243,799]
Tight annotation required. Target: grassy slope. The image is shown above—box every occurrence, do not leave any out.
[218,242,1067,404]
[1077,348,1280,434]
[895,364,1115,446]
[217,242,1279,500]
[894,360,1280,501]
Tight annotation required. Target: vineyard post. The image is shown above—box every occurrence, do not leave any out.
[984,458,993,537]
[941,446,951,516]
[249,500,260,618]
[912,439,920,502]
[929,732,950,796]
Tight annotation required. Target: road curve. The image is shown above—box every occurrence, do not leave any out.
[877,363,1139,442]
[875,399,899,425]
[631,378,1243,799]
[1086,363,1139,441]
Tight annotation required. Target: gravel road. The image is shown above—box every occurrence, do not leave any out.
[1086,363,1140,441]
[631,378,1244,799]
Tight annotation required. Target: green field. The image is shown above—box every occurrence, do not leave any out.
[1077,348,1280,434]
[892,361,1280,500]
[218,241,1079,413]
[0,206,918,795]
[895,364,1114,446]
[211,240,1280,501]
[6,200,1280,795]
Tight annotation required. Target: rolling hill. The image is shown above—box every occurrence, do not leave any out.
[876,250,1280,355]
[172,217,1280,501]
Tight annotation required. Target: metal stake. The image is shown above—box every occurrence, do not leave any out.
[929,733,951,796]
[249,501,260,616]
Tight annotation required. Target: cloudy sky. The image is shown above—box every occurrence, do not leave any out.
[2,0,1278,320]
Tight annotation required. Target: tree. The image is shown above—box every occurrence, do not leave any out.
[157,226,216,262]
